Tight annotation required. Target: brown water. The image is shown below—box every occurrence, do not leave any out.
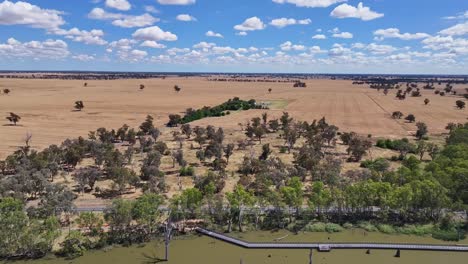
[9,230,468,264]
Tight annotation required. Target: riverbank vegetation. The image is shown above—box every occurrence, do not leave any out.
[0,106,467,260]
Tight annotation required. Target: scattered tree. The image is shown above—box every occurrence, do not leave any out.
[74,101,85,111]
[392,111,404,119]
[415,122,428,140]
[405,114,416,123]
[6,112,21,125]
[455,100,465,109]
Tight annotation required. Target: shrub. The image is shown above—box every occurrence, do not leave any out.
[304,222,326,232]
[432,229,466,241]
[376,139,386,148]
[179,166,195,176]
[279,146,288,153]
[58,231,91,259]
[358,222,377,232]
[343,223,354,229]
[377,224,396,234]
[325,223,344,233]
[396,224,434,236]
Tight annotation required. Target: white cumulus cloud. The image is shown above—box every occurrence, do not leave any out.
[331,2,384,21]
[269,18,311,28]
[105,0,131,11]
[157,0,196,5]
[234,17,266,31]
[280,41,306,51]
[206,30,223,38]
[53,27,107,45]
[312,34,326,39]
[0,38,69,59]
[333,32,353,39]
[439,22,468,36]
[132,26,178,41]
[112,14,158,28]
[176,14,196,21]
[72,54,95,61]
[0,0,65,30]
[89,8,158,28]
[374,28,430,40]
[272,0,346,8]
[140,40,166,49]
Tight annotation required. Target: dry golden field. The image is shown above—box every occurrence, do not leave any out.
[0,76,466,160]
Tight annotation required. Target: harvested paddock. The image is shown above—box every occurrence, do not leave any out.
[0,77,466,158]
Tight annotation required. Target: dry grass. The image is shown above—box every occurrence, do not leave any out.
[1,77,465,159]
[1,77,466,206]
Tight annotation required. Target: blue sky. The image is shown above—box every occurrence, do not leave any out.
[0,0,467,74]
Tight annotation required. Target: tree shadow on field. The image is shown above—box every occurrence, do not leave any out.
[2,124,23,127]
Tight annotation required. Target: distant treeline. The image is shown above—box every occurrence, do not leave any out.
[0,73,169,80]
[208,78,297,83]
[352,77,468,85]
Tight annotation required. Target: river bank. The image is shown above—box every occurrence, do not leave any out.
[8,229,468,264]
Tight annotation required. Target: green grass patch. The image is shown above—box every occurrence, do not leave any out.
[260,99,289,110]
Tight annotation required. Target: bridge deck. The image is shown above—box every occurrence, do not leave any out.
[196,228,468,252]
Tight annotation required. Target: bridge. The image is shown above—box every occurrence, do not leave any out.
[195,228,468,252]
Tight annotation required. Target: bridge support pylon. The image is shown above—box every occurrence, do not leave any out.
[395,249,401,258]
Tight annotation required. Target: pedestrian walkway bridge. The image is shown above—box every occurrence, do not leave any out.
[196,228,468,252]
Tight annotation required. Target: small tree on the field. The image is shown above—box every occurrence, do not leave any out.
[455,100,465,109]
[140,84,145,90]
[253,126,266,143]
[426,143,440,160]
[261,112,268,125]
[6,112,20,125]
[224,143,235,164]
[416,141,427,161]
[83,83,88,87]
[181,124,192,139]
[347,136,372,162]
[268,88,272,93]
[424,98,430,105]
[405,114,416,123]
[383,88,389,96]
[268,119,280,132]
[74,101,84,111]
[174,85,181,93]
[140,115,155,134]
[392,111,404,119]
[193,126,206,147]
[415,122,428,140]
[259,143,271,161]
[167,114,182,127]
[3,88,10,95]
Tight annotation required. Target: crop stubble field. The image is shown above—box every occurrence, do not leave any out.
[0,76,466,159]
